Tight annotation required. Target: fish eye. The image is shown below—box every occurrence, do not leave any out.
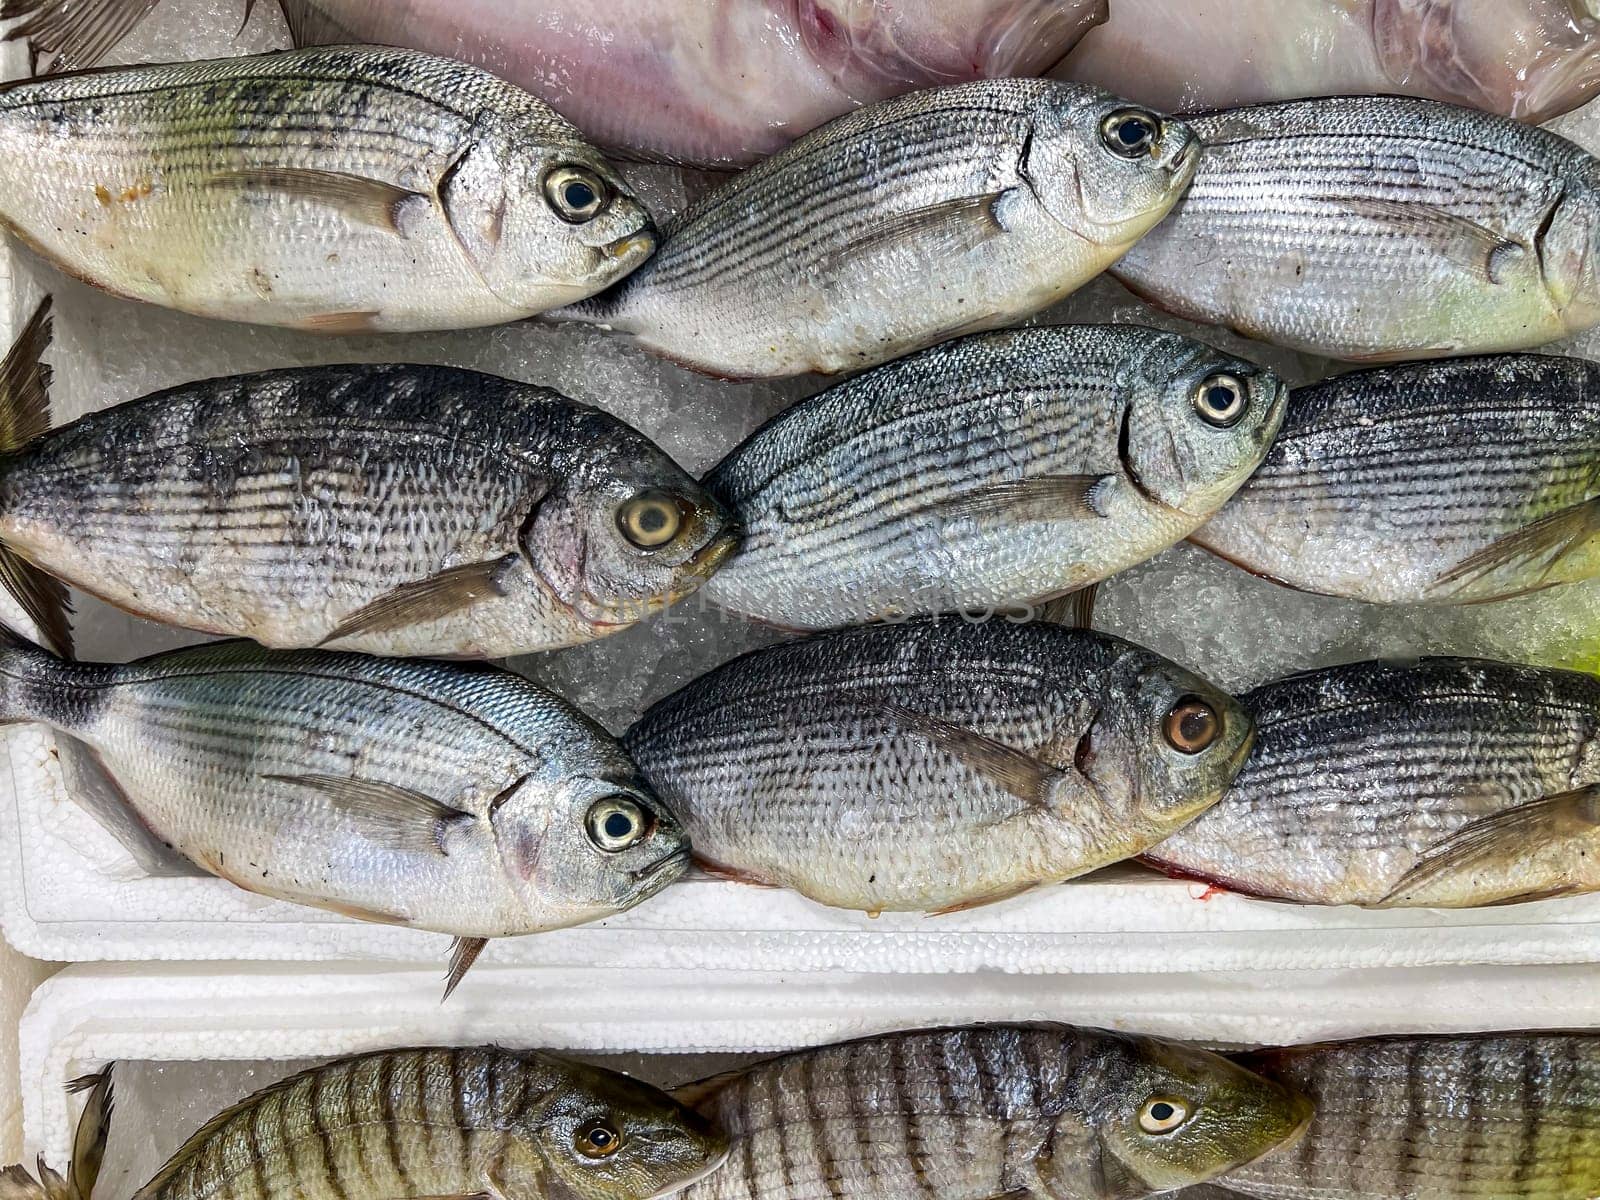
[1138,1096,1192,1134]
[1194,373,1247,427]
[575,1118,624,1158]
[1101,109,1159,158]
[618,490,685,550]
[586,797,649,852]
[545,165,609,223]
[1163,697,1220,754]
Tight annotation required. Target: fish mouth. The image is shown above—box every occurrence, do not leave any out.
[634,846,692,886]
[643,1145,733,1200]
[604,228,657,263]
[682,529,742,585]
[1167,137,1202,181]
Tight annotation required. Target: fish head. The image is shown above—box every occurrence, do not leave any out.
[1119,339,1289,518]
[1021,84,1199,251]
[1084,644,1253,832]
[525,1060,730,1200]
[526,421,741,633]
[1540,161,1600,332]
[1066,1034,1312,1196]
[442,120,657,311]
[489,768,691,925]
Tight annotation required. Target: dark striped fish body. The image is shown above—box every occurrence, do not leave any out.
[1111,97,1600,360]
[1193,356,1600,605]
[1191,1034,1600,1198]
[0,47,654,331]
[1143,657,1600,907]
[702,325,1286,628]
[0,360,736,657]
[129,1047,728,1200]
[0,635,689,936]
[624,620,1253,913]
[559,81,1198,378]
[678,1024,1312,1200]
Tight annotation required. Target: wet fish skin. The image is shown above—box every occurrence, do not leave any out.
[0,46,654,331]
[1057,0,1600,124]
[1193,356,1600,605]
[0,634,689,936]
[0,355,736,658]
[560,80,1199,379]
[625,620,1252,914]
[1181,1033,1600,1199]
[1143,657,1600,907]
[679,1024,1312,1200]
[1111,96,1600,362]
[702,325,1287,630]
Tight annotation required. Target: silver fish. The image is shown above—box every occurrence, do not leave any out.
[701,325,1286,630]
[624,619,1253,914]
[0,300,736,659]
[0,45,654,332]
[1143,657,1600,908]
[1112,96,1600,361]
[677,1024,1312,1200]
[559,81,1198,379]
[1193,355,1600,605]
[0,631,688,990]
[1057,0,1600,124]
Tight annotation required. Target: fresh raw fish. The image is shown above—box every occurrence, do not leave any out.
[1111,97,1600,361]
[560,80,1198,379]
[1144,657,1600,907]
[1057,0,1600,124]
[625,619,1252,914]
[702,324,1286,629]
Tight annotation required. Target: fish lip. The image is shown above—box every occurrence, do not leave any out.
[684,529,742,583]
[633,845,692,885]
[1234,1091,1315,1171]
[1168,137,1202,180]
[604,227,658,262]
[642,1144,732,1200]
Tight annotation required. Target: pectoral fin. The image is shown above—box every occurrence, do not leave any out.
[265,773,475,856]
[926,882,1037,916]
[0,0,161,70]
[319,555,519,646]
[1037,582,1099,629]
[57,736,205,878]
[818,193,1008,274]
[1431,498,1600,595]
[935,475,1113,525]
[278,0,360,46]
[1379,784,1600,906]
[206,168,428,234]
[442,936,489,1003]
[1331,196,1521,281]
[868,702,1062,809]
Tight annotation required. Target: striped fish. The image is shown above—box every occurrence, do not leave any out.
[674,1024,1312,1200]
[1175,1034,1600,1198]
[1,1049,729,1200]
[1111,96,1600,361]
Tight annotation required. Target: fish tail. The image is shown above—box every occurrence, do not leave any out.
[0,297,71,657]
[0,0,164,71]
[0,1064,114,1200]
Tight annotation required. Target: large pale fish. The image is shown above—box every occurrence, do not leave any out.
[1194,356,1600,605]
[1057,0,1600,124]
[676,1024,1312,1200]
[624,619,1253,914]
[0,630,689,991]
[0,45,655,332]
[1175,1033,1600,1199]
[1111,96,1600,361]
[1143,657,1600,908]
[701,325,1286,630]
[0,1049,729,1200]
[559,81,1199,379]
[0,300,736,659]
[0,0,1109,169]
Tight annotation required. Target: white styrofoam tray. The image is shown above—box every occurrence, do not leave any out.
[20,961,1600,1191]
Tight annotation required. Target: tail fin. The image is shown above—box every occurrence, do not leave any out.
[0,0,162,71]
[0,298,70,658]
[0,1064,115,1200]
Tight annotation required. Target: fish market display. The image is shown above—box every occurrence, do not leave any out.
[1194,355,1600,605]
[0,45,654,332]
[0,629,687,988]
[625,620,1253,914]
[1144,657,1600,907]
[0,301,736,658]
[1,0,1109,169]
[1111,96,1600,361]
[702,325,1286,630]
[1057,0,1600,123]
[1180,1033,1600,1199]
[677,1024,1313,1200]
[560,81,1198,379]
[1,1049,729,1200]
